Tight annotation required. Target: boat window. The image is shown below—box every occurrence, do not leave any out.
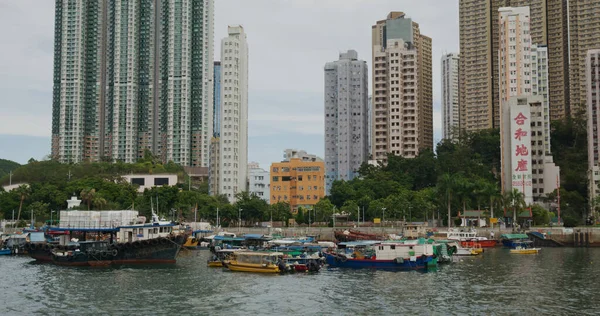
[390,245,395,250]
[139,230,144,237]
[154,228,158,234]
[409,246,413,250]
[379,246,383,250]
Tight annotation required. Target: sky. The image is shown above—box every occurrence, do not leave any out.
[0,0,459,167]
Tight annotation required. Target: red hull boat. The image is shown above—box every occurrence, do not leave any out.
[460,239,497,248]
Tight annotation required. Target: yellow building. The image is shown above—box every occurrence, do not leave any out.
[270,157,325,213]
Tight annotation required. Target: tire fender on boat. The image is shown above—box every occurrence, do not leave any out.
[111,249,118,256]
[394,257,404,264]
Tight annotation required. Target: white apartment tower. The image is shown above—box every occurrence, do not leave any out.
[441,53,460,140]
[587,49,600,211]
[218,25,249,202]
[499,7,559,206]
[324,50,369,194]
[248,162,270,203]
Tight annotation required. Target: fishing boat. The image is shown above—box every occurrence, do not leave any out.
[500,234,531,248]
[207,249,241,267]
[445,228,497,248]
[182,236,199,249]
[224,252,283,273]
[325,242,437,270]
[25,210,187,266]
[334,230,386,242]
[510,246,540,254]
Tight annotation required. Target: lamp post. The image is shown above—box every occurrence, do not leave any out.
[238,208,243,232]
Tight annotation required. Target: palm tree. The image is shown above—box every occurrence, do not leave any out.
[93,196,107,210]
[437,173,456,227]
[456,178,473,212]
[80,188,96,210]
[504,189,526,229]
[481,182,502,227]
[15,184,30,222]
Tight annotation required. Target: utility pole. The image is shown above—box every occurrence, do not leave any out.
[238,208,243,232]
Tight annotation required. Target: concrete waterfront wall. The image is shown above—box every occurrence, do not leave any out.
[226,226,600,246]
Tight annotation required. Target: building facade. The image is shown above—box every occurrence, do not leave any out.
[498,7,559,206]
[459,0,569,131]
[587,50,600,211]
[218,25,249,202]
[371,12,433,163]
[248,162,270,203]
[51,0,214,166]
[501,96,560,205]
[441,53,460,140]
[569,0,600,115]
[213,61,221,137]
[324,50,369,194]
[208,137,220,197]
[270,151,325,213]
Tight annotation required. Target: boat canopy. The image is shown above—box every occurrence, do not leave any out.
[243,234,270,240]
[500,234,529,240]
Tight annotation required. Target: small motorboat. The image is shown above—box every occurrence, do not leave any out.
[0,248,11,256]
[510,247,540,254]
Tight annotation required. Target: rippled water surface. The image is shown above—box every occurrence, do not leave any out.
[1,248,599,315]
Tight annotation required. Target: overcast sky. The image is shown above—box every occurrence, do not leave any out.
[0,0,459,167]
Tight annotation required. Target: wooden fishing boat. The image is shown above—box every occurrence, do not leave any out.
[510,247,540,254]
[325,242,438,270]
[225,252,282,273]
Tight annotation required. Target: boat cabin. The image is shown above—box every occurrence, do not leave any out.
[233,252,283,264]
[374,243,435,260]
[116,224,175,243]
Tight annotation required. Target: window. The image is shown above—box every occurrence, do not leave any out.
[272,176,279,182]
[154,178,169,185]
[131,178,145,185]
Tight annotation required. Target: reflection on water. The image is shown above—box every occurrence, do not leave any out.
[1,248,599,315]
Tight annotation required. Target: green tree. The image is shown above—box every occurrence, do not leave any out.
[314,198,334,223]
[295,208,306,225]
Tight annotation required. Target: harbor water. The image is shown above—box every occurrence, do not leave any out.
[1,248,599,315]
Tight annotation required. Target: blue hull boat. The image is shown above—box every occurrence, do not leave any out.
[0,248,12,255]
[324,252,435,270]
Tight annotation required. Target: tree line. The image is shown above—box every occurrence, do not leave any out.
[0,116,591,227]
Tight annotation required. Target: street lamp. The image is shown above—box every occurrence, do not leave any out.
[238,208,243,232]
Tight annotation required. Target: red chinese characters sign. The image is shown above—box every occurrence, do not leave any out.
[510,106,532,200]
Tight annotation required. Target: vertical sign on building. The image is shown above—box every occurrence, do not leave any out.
[510,103,533,204]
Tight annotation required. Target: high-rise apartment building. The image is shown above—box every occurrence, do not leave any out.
[586,50,600,209]
[459,0,569,131]
[441,53,460,140]
[51,0,214,166]
[270,150,325,213]
[499,7,559,206]
[324,50,369,194]
[248,162,270,203]
[569,0,600,114]
[498,7,532,104]
[213,61,222,137]
[218,25,249,202]
[371,12,433,162]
